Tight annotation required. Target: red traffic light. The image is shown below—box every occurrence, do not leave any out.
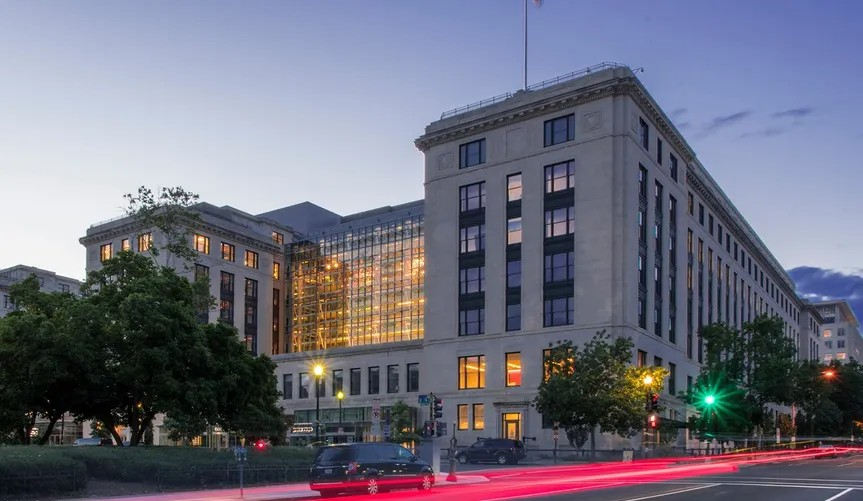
[648,414,658,428]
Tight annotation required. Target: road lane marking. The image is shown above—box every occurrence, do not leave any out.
[662,480,861,490]
[838,462,855,467]
[825,489,854,501]
[481,482,625,501]
[618,483,720,501]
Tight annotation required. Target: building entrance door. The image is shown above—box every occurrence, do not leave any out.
[502,412,521,440]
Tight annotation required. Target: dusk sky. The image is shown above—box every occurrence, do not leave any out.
[1,0,861,281]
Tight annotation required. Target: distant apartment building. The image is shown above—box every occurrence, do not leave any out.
[814,300,862,363]
[0,264,82,318]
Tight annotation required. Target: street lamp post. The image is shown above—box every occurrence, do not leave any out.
[642,375,653,458]
[313,364,324,445]
[337,391,344,443]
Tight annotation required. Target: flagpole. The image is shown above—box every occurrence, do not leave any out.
[523,0,528,91]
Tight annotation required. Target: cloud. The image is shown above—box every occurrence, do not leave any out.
[703,111,753,134]
[788,266,863,319]
[739,127,785,139]
[676,121,691,131]
[772,107,813,119]
[670,108,688,119]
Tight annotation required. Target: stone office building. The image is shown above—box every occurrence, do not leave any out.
[415,64,817,449]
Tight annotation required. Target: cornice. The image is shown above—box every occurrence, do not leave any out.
[415,77,697,165]
[686,168,798,303]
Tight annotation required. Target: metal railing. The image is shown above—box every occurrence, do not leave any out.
[439,62,630,120]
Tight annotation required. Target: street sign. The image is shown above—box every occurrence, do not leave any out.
[372,400,381,426]
[383,425,391,437]
[418,394,430,405]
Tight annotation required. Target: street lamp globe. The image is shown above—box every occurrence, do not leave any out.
[313,364,324,377]
[643,375,653,386]
[337,391,344,401]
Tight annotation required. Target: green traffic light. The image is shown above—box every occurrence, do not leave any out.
[704,395,715,405]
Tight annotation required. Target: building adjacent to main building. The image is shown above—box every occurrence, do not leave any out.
[82,64,827,449]
[1,265,82,318]
[813,300,863,363]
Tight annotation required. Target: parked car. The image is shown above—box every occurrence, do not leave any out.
[309,443,434,496]
[454,438,526,465]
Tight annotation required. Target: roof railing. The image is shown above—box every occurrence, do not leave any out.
[440,62,630,120]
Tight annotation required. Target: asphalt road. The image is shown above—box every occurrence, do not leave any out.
[530,456,863,501]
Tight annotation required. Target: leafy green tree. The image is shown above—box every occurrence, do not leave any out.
[828,360,863,435]
[123,185,202,267]
[388,401,421,445]
[533,331,669,457]
[0,276,90,444]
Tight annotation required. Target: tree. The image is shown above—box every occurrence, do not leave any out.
[533,331,669,457]
[388,401,421,445]
[123,185,201,267]
[0,276,91,444]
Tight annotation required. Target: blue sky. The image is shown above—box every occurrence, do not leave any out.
[1,0,861,280]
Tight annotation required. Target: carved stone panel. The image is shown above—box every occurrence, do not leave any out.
[437,152,454,171]
[584,112,601,131]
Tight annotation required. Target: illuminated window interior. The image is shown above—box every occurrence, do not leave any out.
[288,215,424,352]
[505,352,522,387]
[100,243,113,262]
[194,234,209,254]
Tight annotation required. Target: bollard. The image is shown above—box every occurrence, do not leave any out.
[446,434,458,482]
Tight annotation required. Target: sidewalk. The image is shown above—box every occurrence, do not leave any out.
[63,474,489,501]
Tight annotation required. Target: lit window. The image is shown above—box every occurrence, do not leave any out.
[837,352,847,360]
[272,231,284,245]
[121,239,131,252]
[543,347,574,379]
[219,299,234,323]
[99,243,113,262]
[273,262,281,280]
[222,243,235,261]
[458,355,486,389]
[194,234,210,254]
[507,173,523,202]
[473,403,484,430]
[505,352,521,387]
[245,250,259,269]
[823,329,832,338]
[457,404,469,430]
[507,217,522,245]
[245,278,258,298]
[544,114,575,147]
[459,139,486,169]
[545,160,575,193]
[137,233,152,252]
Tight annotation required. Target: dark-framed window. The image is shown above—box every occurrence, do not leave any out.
[222,242,235,261]
[668,363,676,395]
[544,296,574,326]
[544,251,574,283]
[459,138,486,168]
[473,403,485,430]
[137,232,152,252]
[457,404,468,430]
[332,369,344,395]
[639,118,649,150]
[507,173,523,202]
[506,259,521,288]
[459,308,484,336]
[460,224,485,253]
[544,206,575,238]
[219,300,234,322]
[272,231,284,244]
[545,160,575,193]
[350,368,361,396]
[194,264,209,281]
[100,243,113,262]
[459,266,485,295]
[407,363,419,392]
[656,138,663,165]
[121,239,130,252]
[194,234,210,254]
[283,374,293,400]
[460,182,486,212]
[506,303,521,331]
[245,278,258,298]
[245,305,257,326]
[544,114,575,147]
[368,366,380,394]
[458,355,486,389]
[387,365,399,393]
[670,154,678,181]
[244,250,259,269]
[505,352,522,387]
[507,217,522,245]
[220,271,234,294]
[299,373,309,399]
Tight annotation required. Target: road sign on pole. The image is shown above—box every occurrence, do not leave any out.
[418,394,430,405]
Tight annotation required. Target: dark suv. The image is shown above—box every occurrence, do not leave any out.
[454,438,526,465]
[309,443,435,496]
